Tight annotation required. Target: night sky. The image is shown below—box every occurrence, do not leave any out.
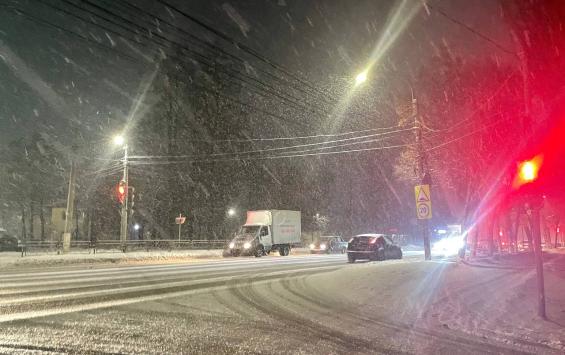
[0,0,515,145]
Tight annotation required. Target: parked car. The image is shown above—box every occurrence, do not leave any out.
[0,230,20,252]
[309,236,347,254]
[347,234,403,263]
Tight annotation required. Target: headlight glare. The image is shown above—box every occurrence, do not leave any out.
[229,242,235,249]
[243,242,251,249]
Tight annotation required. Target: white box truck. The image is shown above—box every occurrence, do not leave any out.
[227,210,301,257]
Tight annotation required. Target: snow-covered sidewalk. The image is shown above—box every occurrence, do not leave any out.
[463,248,565,272]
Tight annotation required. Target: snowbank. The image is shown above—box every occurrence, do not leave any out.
[0,247,312,270]
[0,249,224,270]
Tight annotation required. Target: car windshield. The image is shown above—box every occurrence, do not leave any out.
[240,226,260,235]
[1,1,563,353]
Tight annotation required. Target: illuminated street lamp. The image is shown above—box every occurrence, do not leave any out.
[355,70,368,86]
[113,135,125,146]
[227,208,236,217]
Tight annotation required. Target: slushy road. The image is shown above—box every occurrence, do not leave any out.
[0,252,546,354]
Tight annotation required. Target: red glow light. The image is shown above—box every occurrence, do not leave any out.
[520,161,538,182]
[514,155,543,188]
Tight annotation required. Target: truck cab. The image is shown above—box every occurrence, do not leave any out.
[228,224,271,257]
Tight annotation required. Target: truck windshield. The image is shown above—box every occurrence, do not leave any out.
[240,226,260,235]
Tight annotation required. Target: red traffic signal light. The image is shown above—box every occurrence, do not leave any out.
[117,180,127,204]
[519,161,538,182]
[513,155,543,188]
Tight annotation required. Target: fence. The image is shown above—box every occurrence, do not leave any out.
[17,239,229,256]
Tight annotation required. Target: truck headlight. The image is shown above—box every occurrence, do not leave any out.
[320,243,326,250]
[229,242,235,249]
[243,242,251,249]
[309,243,315,249]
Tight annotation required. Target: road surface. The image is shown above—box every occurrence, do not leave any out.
[0,252,552,354]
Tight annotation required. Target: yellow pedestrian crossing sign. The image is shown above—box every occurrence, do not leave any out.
[414,184,432,219]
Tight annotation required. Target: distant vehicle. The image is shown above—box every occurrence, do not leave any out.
[347,234,403,263]
[227,210,301,257]
[0,230,20,252]
[309,236,347,254]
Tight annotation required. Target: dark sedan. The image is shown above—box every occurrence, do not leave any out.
[309,236,347,254]
[347,234,402,263]
[0,233,20,252]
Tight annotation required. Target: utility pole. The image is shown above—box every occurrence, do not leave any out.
[529,197,546,319]
[63,160,76,253]
[414,91,432,260]
[119,144,129,252]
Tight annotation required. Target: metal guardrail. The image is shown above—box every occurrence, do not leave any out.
[17,239,229,256]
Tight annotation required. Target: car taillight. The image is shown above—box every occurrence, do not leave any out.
[369,237,377,244]
[348,238,354,243]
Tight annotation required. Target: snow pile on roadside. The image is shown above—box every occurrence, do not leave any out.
[309,259,565,352]
[465,250,565,272]
[0,249,224,270]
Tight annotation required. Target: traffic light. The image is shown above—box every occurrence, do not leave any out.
[117,180,127,204]
[513,155,543,188]
[519,161,538,182]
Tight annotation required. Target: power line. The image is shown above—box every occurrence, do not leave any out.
[425,116,511,153]
[426,2,517,57]
[0,5,142,65]
[163,124,411,143]
[128,142,415,165]
[109,0,331,109]
[60,0,331,119]
[191,82,313,130]
[35,0,317,129]
[128,127,415,160]
[155,0,336,105]
[130,136,404,161]
[421,72,516,133]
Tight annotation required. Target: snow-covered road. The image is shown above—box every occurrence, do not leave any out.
[0,252,560,354]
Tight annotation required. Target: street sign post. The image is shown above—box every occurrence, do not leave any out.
[415,184,432,260]
[175,214,186,242]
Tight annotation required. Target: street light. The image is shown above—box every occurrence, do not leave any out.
[113,135,125,146]
[133,224,140,231]
[227,208,236,217]
[355,70,368,86]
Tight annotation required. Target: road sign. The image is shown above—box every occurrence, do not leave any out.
[175,214,186,225]
[176,214,186,242]
[414,184,432,219]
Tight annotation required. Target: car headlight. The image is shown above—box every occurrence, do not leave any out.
[320,243,326,250]
[243,242,251,249]
[309,243,315,249]
[433,236,464,256]
[229,242,235,249]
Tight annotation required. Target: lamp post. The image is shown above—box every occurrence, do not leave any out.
[114,135,128,252]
